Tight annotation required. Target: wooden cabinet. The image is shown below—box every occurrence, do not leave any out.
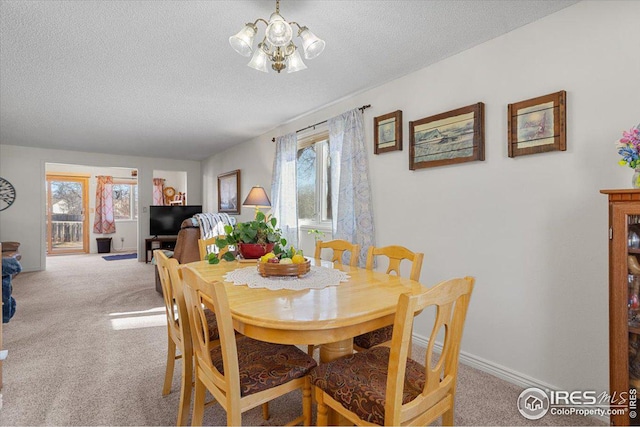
[602,189,640,426]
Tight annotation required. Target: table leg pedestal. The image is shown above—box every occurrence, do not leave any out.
[319,338,353,364]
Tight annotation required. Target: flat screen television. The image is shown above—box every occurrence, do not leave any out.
[149,205,202,237]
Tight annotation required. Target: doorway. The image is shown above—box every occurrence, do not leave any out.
[46,174,90,254]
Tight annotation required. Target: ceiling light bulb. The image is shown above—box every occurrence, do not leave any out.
[266,13,293,47]
[286,49,307,73]
[229,24,257,57]
[299,27,325,59]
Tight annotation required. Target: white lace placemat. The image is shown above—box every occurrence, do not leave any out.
[224,265,350,291]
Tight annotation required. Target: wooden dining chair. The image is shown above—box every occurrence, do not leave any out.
[311,277,474,426]
[353,245,424,353]
[314,239,360,267]
[198,237,229,261]
[156,250,229,425]
[181,266,317,426]
[308,239,361,356]
[155,250,196,426]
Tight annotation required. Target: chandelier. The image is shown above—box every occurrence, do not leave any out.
[229,0,325,74]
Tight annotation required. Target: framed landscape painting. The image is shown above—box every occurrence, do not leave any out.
[507,90,566,158]
[217,169,241,215]
[374,110,402,154]
[409,103,485,170]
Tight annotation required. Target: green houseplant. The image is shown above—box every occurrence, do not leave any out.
[208,210,287,264]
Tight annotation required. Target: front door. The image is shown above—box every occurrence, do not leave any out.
[46,175,89,254]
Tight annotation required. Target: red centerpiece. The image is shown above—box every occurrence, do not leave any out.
[237,243,274,259]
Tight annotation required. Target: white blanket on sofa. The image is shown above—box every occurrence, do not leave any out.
[193,213,236,240]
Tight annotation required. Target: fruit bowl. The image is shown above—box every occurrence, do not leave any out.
[257,259,311,277]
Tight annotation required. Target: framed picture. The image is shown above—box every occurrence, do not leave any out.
[409,102,485,170]
[508,90,566,158]
[217,169,241,215]
[374,110,402,154]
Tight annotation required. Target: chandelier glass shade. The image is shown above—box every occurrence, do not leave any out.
[229,0,325,74]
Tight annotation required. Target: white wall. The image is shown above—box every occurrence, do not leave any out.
[200,1,640,397]
[0,145,201,270]
[46,163,139,253]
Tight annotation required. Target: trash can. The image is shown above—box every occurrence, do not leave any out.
[96,237,112,254]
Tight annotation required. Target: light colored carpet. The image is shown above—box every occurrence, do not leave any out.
[0,254,604,426]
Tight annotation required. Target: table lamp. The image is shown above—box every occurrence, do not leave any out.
[242,185,271,216]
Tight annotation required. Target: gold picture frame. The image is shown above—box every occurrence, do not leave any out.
[508,90,566,158]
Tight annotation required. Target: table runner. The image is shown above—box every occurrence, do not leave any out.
[224,265,350,291]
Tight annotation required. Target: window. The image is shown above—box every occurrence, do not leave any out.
[297,133,331,226]
[113,181,138,220]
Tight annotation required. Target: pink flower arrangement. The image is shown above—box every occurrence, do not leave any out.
[617,125,640,169]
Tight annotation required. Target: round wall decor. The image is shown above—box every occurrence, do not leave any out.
[0,177,16,211]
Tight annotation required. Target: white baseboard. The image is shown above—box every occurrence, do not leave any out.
[412,334,557,390]
[112,247,137,253]
[411,333,608,424]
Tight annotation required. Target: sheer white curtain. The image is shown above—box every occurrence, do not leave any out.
[328,109,375,267]
[271,132,299,248]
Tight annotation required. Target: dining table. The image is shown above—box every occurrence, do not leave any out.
[185,257,427,363]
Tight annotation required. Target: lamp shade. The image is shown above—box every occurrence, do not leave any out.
[247,46,270,73]
[286,48,307,73]
[229,24,256,57]
[299,27,325,59]
[242,186,271,208]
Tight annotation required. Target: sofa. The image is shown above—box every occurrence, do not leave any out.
[154,213,236,294]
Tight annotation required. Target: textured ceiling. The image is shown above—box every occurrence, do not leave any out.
[0,0,579,161]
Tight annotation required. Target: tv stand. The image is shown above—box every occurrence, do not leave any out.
[145,236,178,263]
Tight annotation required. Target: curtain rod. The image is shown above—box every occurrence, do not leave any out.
[271,104,371,143]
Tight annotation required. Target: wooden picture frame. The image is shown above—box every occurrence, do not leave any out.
[217,169,241,215]
[374,110,402,154]
[409,102,485,170]
[508,90,566,158]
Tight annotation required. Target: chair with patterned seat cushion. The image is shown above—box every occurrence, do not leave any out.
[353,245,424,354]
[181,265,317,426]
[156,250,227,425]
[311,277,474,426]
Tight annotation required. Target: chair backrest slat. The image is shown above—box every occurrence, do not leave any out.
[314,239,360,267]
[365,245,424,281]
[198,238,231,261]
[197,237,217,261]
[155,250,187,343]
